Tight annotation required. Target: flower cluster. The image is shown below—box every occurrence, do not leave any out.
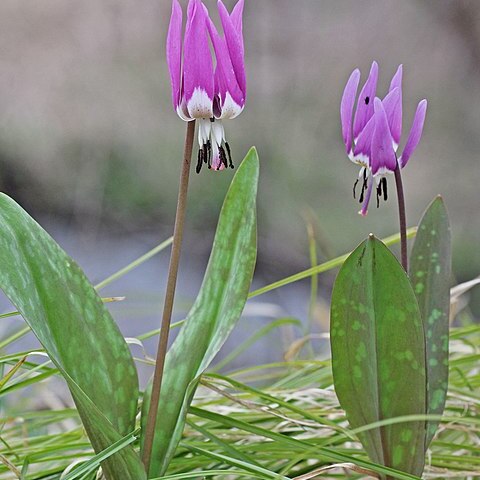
[340,62,427,215]
[167,0,246,173]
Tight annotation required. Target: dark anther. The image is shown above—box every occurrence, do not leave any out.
[376,180,382,208]
[206,140,212,169]
[382,177,388,201]
[362,169,368,192]
[219,146,228,169]
[210,117,215,123]
[196,149,204,174]
[359,184,365,203]
[202,143,208,164]
[365,96,370,105]
[353,178,359,199]
[225,142,234,169]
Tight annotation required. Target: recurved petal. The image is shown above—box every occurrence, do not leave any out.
[166,0,183,111]
[218,0,246,98]
[353,61,378,142]
[389,64,403,93]
[208,18,244,119]
[399,99,427,168]
[340,69,360,156]
[231,0,244,53]
[387,65,403,146]
[352,115,375,166]
[183,0,214,119]
[370,97,397,175]
[382,87,401,150]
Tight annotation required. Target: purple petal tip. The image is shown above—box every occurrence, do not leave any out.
[399,99,427,168]
[340,69,361,155]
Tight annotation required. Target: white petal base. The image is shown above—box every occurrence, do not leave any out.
[187,88,213,119]
[216,92,244,120]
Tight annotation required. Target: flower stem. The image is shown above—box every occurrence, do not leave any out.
[142,120,196,473]
[394,164,408,272]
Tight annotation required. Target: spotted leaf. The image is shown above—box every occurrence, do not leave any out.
[141,147,258,477]
[410,196,451,448]
[0,194,145,480]
[331,236,427,478]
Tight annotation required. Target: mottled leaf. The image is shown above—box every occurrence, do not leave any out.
[410,196,451,448]
[331,236,426,478]
[0,194,145,480]
[141,147,259,477]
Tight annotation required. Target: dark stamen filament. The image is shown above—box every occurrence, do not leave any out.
[196,149,204,174]
[202,143,208,164]
[207,140,212,169]
[382,177,388,201]
[353,179,359,199]
[219,146,228,169]
[359,183,365,203]
[225,142,234,169]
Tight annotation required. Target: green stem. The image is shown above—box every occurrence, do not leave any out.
[394,165,408,272]
[142,120,196,473]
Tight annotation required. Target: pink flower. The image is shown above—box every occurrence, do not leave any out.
[167,0,246,172]
[340,63,427,215]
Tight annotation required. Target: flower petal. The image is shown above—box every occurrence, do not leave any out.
[382,87,401,150]
[340,69,360,156]
[398,99,427,168]
[231,0,244,54]
[389,64,403,93]
[370,97,397,175]
[207,18,244,119]
[353,61,378,142]
[352,114,374,166]
[218,0,246,98]
[166,0,183,111]
[387,65,403,147]
[183,0,214,119]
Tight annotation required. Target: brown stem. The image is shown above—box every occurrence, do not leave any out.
[142,120,196,474]
[394,165,408,272]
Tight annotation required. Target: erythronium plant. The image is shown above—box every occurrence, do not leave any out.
[167,0,246,172]
[142,0,247,473]
[341,62,427,269]
[332,62,451,479]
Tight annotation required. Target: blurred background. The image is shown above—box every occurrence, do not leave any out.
[0,0,479,376]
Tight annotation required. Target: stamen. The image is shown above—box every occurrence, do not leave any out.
[376,180,382,208]
[207,140,212,169]
[359,183,365,203]
[196,149,204,174]
[219,146,228,169]
[202,143,208,164]
[353,178,359,199]
[362,168,368,191]
[225,142,234,169]
[382,177,388,201]
[365,96,370,105]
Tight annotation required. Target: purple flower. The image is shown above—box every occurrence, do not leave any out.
[340,62,427,215]
[166,0,246,173]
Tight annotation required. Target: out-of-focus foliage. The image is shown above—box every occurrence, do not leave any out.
[0,1,478,315]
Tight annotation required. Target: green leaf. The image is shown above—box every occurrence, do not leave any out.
[0,194,145,480]
[330,236,426,478]
[141,147,259,477]
[409,196,451,448]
